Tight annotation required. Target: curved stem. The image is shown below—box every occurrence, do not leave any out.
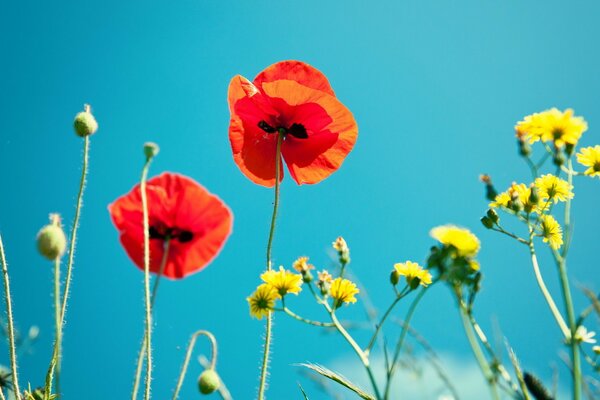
[528,240,569,337]
[257,131,283,400]
[45,137,89,399]
[365,290,408,355]
[279,306,334,327]
[131,240,171,400]
[140,155,155,400]
[172,330,218,400]
[325,303,382,400]
[0,235,21,400]
[384,286,427,399]
[0,388,5,400]
[457,297,499,400]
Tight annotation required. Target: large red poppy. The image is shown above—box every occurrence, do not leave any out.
[109,173,233,279]
[228,60,358,186]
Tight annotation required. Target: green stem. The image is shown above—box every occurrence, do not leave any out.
[172,330,218,400]
[45,136,90,399]
[384,286,427,400]
[365,289,408,355]
[326,304,381,400]
[279,306,334,327]
[131,240,171,400]
[0,235,21,400]
[457,297,499,400]
[258,130,283,400]
[528,239,569,337]
[54,258,62,398]
[140,155,155,400]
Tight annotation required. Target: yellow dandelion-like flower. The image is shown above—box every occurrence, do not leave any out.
[489,191,511,208]
[576,145,600,177]
[392,261,432,287]
[330,278,359,306]
[516,108,587,147]
[261,266,303,296]
[430,225,480,257]
[292,256,314,273]
[247,284,280,319]
[534,174,573,203]
[539,215,563,250]
[490,183,541,213]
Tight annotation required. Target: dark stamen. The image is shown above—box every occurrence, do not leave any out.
[178,231,194,243]
[288,123,308,139]
[258,120,276,133]
[149,226,164,240]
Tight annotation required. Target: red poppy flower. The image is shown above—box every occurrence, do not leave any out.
[228,60,358,186]
[109,173,233,279]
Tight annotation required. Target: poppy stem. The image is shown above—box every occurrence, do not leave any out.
[0,234,22,400]
[258,131,284,400]
[140,151,157,400]
[45,135,90,399]
[131,240,171,400]
[171,330,218,400]
[54,257,62,397]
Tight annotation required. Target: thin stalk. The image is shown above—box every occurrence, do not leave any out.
[279,307,334,328]
[172,330,218,400]
[326,304,381,400]
[140,154,155,400]
[257,131,283,400]
[528,234,569,337]
[131,240,171,400]
[46,136,90,397]
[457,297,499,400]
[0,235,21,400]
[0,387,5,400]
[54,258,62,397]
[365,288,409,355]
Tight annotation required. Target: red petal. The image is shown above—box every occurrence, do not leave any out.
[228,76,284,187]
[253,60,335,96]
[109,173,233,279]
[261,80,358,185]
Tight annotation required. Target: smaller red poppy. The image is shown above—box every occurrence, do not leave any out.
[109,173,233,279]
[228,60,358,186]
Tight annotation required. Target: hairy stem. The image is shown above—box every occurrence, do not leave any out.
[0,235,21,400]
[257,131,283,400]
[54,258,62,397]
[131,240,171,400]
[172,330,218,400]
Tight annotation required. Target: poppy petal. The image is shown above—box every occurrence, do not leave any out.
[253,60,335,96]
[228,76,285,187]
[261,80,358,184]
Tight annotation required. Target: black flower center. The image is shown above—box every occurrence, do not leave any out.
[258,120,308,139]
[149,226,194,243]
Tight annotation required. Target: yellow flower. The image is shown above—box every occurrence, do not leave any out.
[576,145,600,177]
[490,183,541,213]
[430,225,480,257]
[292,256,314,273]
[261,267,303,296]
[392,261,432,288]
[534,174,573,203]
[247,284,280,319]
[332,237,349,253]
[515,108,587,147]
[489,191,511,208]
[330,278,359,306]
[539,215,563,250]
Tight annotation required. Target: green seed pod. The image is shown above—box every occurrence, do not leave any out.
[486,208,499,223]
[390,270,399,286]
[37,222,67,260]
[198,369,220,395]
[144,142,160,160]
[480,216,494,229]
[73,104,98,137]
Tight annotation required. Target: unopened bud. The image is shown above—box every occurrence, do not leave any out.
[390,270,399,286]
[302,270,313,284]
[528,184,539,205]
[523,372,553,400]
[480,175,498,201]
[480,216,494,229]
[486,209,499,223]
[73,104,98,137]
[565,143,575,156]
[553,151,565,167]
[517,137,531,157]
[143,142,160,160]
[37,214,67,260]
[198,369,221,394]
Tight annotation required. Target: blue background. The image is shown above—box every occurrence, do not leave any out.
[0,1,598,398]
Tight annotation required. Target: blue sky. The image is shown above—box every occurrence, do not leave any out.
[0,0,599,399]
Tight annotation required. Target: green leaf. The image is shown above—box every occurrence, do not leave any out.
[298,363,375,400]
